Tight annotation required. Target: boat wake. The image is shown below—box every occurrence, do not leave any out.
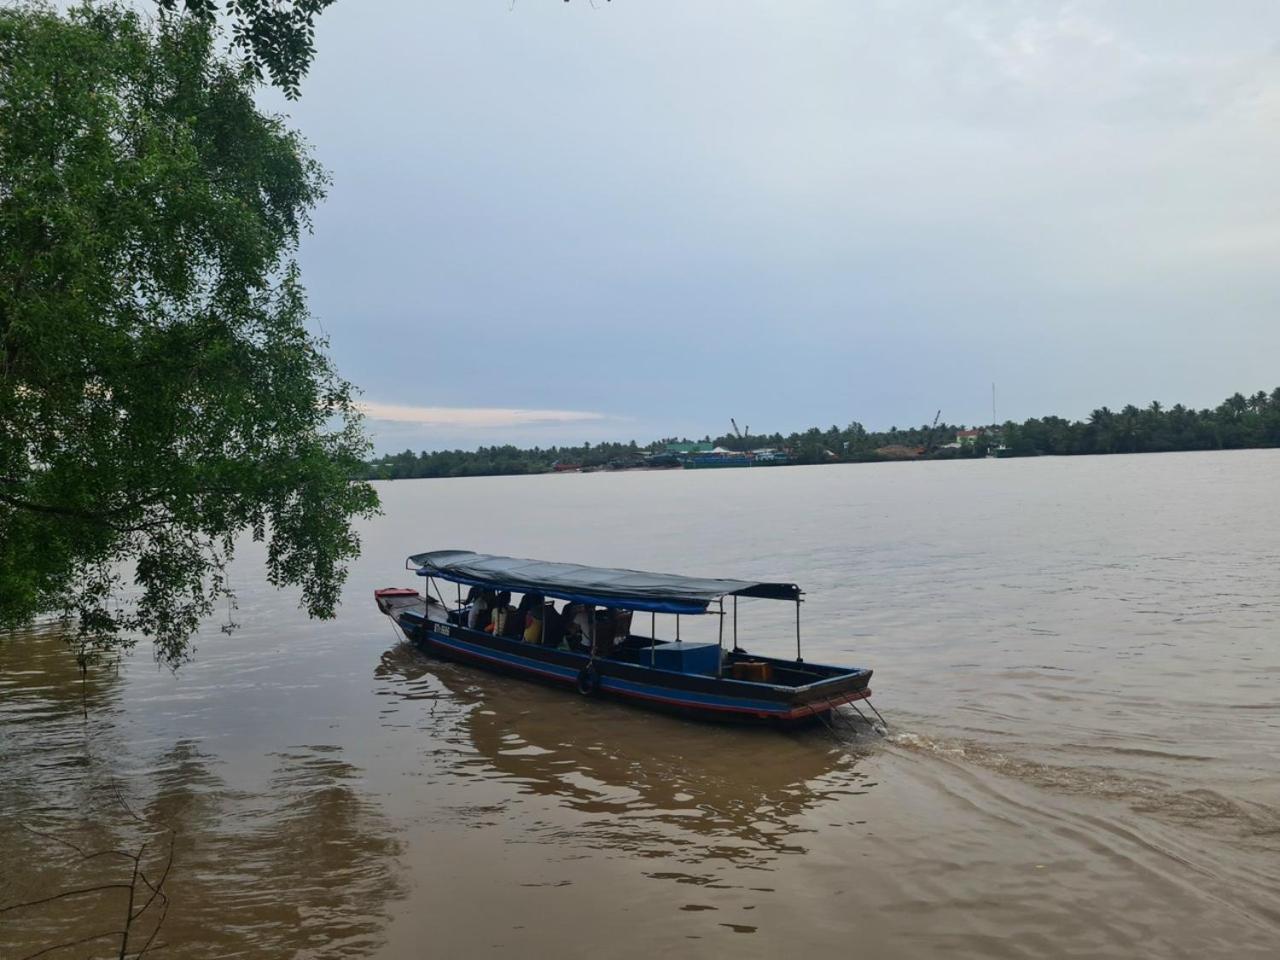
[818,703,888,743]
[877,723,1280,944]
[884,728,1280,841]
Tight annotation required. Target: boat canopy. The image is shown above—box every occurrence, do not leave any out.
[408,549,801,615]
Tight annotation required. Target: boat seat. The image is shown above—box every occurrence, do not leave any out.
[729,661,772,683]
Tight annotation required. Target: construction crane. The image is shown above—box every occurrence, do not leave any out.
[920,410,943,457]
[730,418,750,446]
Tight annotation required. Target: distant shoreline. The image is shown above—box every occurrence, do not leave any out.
[364,387,1280,481]
[364,445,1279,482]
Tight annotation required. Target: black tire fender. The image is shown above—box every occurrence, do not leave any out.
[575,664,600,696]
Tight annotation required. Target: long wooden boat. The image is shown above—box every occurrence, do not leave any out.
[375,549,875,728]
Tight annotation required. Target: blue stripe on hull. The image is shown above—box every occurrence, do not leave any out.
[427,630,579,683]
[422,628,795,717]
[598,675,785,715]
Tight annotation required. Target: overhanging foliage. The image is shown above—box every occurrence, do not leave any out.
[0,2,378,666]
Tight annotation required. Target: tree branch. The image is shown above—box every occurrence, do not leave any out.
[118,842,146,959]
[20,824,136,863]
[0,490,175,532]
[7,791,177,960]
[18,930,124,960]
[0,884,134,913]
[132,836,175,922]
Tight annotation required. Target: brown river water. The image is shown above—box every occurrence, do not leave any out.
[2,451,1279,958]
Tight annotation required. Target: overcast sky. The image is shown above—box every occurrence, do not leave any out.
[272,1,1280,453]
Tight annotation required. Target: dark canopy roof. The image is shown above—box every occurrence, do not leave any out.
[408,549,801,615]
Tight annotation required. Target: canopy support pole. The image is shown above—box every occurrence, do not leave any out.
[717,598,725,678]
[732,596,739,652]
[676,614,680,642]
[795,598,803,663]
[650,612,656,666]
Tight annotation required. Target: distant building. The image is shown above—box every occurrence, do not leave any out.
[664,441,715,455]
[955,429,985,446]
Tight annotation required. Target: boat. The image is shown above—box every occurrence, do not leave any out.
[749,447,793,466]
[683,450,754,468]
[641,452,682,469]
[375,550,876,727]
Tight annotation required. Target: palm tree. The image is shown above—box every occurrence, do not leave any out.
[1118,405,1142,451]
[1088,407,1116,453]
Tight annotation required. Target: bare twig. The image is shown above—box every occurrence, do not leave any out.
[0,883,134,913]
[19,824,134,863]
[111,783,142,824]
[133,833,175,923]
[5,791,177,960]
[129,892,169,959]
[118,841,146,958]
[18,930,122,960]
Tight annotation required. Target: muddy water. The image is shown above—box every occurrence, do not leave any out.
[2,451,1279,958]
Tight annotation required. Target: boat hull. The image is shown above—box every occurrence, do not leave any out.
[383,599,872,728]
[683,456,753,468]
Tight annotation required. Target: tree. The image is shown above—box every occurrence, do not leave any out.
[0,3,378,667]
[161,0,336,99]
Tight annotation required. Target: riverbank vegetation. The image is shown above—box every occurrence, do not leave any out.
[367,387,1280,479]
[0,2,374,667]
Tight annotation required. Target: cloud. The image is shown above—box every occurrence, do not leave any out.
[357,401,606,429]
[296,2,1280,435]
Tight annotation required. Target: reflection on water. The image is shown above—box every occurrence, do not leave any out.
[1,630,405,960]
[0,623,120,718]
[375,643,874,874]
[156,743,404,958]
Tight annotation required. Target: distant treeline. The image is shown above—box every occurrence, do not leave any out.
[364,387,1280,480]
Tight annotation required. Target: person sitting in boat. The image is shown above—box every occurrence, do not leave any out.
[487,591,512,634]
[520,593,546,644]
[565,601,593,655]
[592,607,617,657]
[502,593,533,639]
[561,602,593,652]
[540,601,564,647]
[612,609,633,645]
[462,586,488,630]
[591,608,634,657]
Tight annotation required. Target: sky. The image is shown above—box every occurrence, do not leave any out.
[269,1,1280,453]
